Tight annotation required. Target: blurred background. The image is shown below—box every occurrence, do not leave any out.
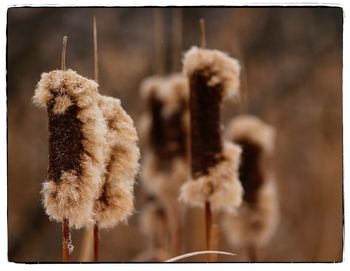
[7,7,342,262]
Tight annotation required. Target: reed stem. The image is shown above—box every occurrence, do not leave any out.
[61,36,69,262]
[79,228,93,261]
[204,201,212,262]
[92,16,100,262]
[62,218,69,262]
[208,224,219,262]
[93,224,99,262]
[199,19,214,262]
[93,15,99,83]
[61,36,67,70]
[199,18,206,49]
[248,245,258,262]
[153,8,165,75]
[171,8,183,72]
[166,204,182,256]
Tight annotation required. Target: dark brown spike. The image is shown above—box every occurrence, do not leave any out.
[189,70,224,178]
[236,139,264,206]
[47,99,84,183]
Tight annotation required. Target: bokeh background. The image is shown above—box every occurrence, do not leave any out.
[7,7,343,262]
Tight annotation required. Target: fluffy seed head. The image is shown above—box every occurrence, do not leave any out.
[94,95,140,229]
[183,46,241,99]
[33,69,106,228]
[225,115,276,155]
[140,74,189,201]
[179,142,243,213]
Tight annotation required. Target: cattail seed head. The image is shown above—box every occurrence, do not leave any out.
[33,69,106,228]
[140,74,189,198]
[182,46,241,99]
[222,115,279,248]
[225,115,275,155]
[179,47,243,213]
[94,95,140,229]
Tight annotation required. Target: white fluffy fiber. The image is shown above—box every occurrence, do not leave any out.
[222,180,279,248]
[179,142,243,213]
[182,46,241,99]
[94,95,140,229]
[225,115,276,154]
[140,73,188,117]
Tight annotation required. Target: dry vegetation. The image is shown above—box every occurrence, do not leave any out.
[7,7,342,262]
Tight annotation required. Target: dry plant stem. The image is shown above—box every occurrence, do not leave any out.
[94,224,99,262]
[61,36,69,263]
[166,203,181,256]
[171,8,183,71]
[61,36,67,70]
[165,250,235,263]
[93,15,99,83]
[153,8,165,75]
[208,224,219,262]
[199,18,206,48]
[93,16,99,262]
[62,218,69,262]
[79,228,93,261]
[248,245,258,262]
[238,55,249,113]
[205,201,212,261]
[173,210,182,256]
[198,19,214,262]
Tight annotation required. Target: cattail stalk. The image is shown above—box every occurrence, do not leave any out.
[140,75,189,258]
[169,8,184,256]
[89,16,139,263]
[208,224,219,262]
[33,32,106,262]
[93,15,100,262]
[222,115,278,262]
[79,229,93,261]
[93,15,99,84]
[205,201,212,257]
[154,8,165,75]
[199,18,206,49]
[198,19,215,261]
[62,218,69,262]
[61,36,67,70]
[248,245,257,262]
[238,55,250,114]
[180,19,243,262]
[61,36,69,263]
[93,223,99,262]
[171,8,183,72]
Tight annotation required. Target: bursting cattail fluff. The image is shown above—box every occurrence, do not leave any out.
[33,69,106,228]
[140,74,189,201]
[222,115,279,248]
[94,95,140,229]
[179,46,243,213]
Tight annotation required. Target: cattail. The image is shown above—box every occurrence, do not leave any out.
[94,95,140,229]
[140,73,189,255]
[179,46,243,213]
[140,74,189,198]
[33,69,106,229]
[222,115,279,259]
